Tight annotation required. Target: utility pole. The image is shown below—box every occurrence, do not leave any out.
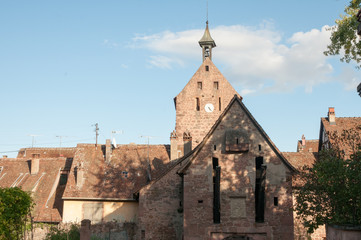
[94,123,99,148]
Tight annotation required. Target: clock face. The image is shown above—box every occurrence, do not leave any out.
[205,103,214,112]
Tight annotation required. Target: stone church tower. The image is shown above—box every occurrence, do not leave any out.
[170,22,240,160]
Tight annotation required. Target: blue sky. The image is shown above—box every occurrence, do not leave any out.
[0,0,360,157]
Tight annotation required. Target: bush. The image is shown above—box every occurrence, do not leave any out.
[44,224,80,240]
[0,187,33,239]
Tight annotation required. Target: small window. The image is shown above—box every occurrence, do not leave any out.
[236,138,239,144]
[274,197,278,206]
[219,97,221,111]
[205,47,210,58]
[259,145,262,151]
[205,65,209,71]
[214,145,217,151]
[141,230,145,240]
[198,200,203,203]
[214,81,219,90]
[59,174,68,185]
[196,98,200,111]
[197,82,202,90]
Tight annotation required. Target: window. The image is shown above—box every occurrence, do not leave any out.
[259,144,262,151]
[219,97,221,111]
[196,98,200,111]
[205,65,209,71]
[214,145,217,151]
[214,81,219,90]
[213,157,220,223]
[59,174,68,185]
[197,82,202,89]
[83,203,103,224]
[205,47,210,58]
[255,157,265,222]
[274,197,278,206]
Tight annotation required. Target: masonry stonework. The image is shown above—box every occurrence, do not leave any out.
[173,58,239,158]
[181,99,294,240]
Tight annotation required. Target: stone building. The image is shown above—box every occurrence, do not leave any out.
[137,23,296,239]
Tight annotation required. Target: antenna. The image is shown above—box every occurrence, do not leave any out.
[92,123,99,148]
[28,134,41,148]
[111,130,123,148]
[55,135,69,148]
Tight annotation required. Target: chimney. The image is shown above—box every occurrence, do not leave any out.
[105,139,112,162]
[301,135,306,146]
[328,107,336,125]
[183,131,192,156]
[31,154,40,175]
[170,130,178,160]
[76,164,84,188]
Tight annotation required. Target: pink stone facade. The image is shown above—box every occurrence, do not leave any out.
[173,58,239,157]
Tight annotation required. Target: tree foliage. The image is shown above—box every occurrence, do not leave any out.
[44,224,80,240]
[324,0,361,68]
[0,187,33,239]
[294,127,361,233]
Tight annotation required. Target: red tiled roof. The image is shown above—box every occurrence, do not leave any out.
[17,147,76,158]
[297,139,319,153]
[0,157,72,222]
[63,144,172,200]
[282,152,318,169]
[321,117,361,156]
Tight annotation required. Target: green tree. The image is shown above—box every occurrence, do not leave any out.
[0,187,33,239]
[294,128,361,233]
[324,0,361,68]
[45,224,80,240]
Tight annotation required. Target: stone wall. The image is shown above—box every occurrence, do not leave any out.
[137,165,183,240]
[174,58,239,156]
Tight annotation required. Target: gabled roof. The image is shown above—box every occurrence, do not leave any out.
[319,117,361,155]
[282,152,318,169]
[0,156,71,222]
[297,139,319,153]
[177,95,296,173]
[63,144,172,200]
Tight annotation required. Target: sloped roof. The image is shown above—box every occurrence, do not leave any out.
[63,144,172,200]
[282,152,318,169]
[0,156,71,222]
[320,117,361,155]
[297,139,319,153]
[17,147,76,158]
[178,95,296,173]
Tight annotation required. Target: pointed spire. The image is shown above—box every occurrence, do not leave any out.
[199,21,216,61]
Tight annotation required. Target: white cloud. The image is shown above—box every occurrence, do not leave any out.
[131,24,359,94]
